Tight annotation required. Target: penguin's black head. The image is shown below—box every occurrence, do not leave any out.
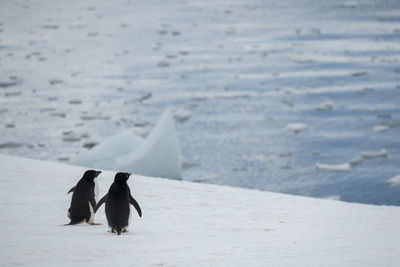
[115,172,131,183]
[83,170,102,181]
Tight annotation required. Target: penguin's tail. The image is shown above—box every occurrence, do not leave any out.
[113,225,122,235]
[64,219,81,226]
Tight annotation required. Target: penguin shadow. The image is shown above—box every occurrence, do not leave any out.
[65,170,142,235]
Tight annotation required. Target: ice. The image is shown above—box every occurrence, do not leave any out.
[116,110,182,179]
[373,125,390,132]
[348,156,364,166]
[386,175,400,187]
[72,110,182,179]
[315,102,333,111]
[71,130,144,170]
[171,108,192,122]
[286,122,309,133]
[361,149,388,159]
[316,162,352,171]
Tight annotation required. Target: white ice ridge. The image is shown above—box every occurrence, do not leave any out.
[316,162,352,171]
[71,109,182,179]
[386,175,400,187]
[1,154,400,266]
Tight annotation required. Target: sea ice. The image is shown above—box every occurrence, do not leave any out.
[385,175,400,187]
[361,149,388,159]
[316,162,352,171]
[315,102,333,111]
[373,125,390,132]
[348,157,364,166]
[286,122,309,133]
[171,108,192,122]
[116,110,182,179]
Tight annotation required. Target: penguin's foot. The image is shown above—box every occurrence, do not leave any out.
[122,229,128,233]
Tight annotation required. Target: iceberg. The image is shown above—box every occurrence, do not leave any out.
[116,110,182,179]
[71,109,182,179]
[70,130,144,170]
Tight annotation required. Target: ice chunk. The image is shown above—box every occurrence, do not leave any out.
[348,157,364,166]
[116,110,182,179]
[361,149,388,159]
[286,122,309,133]
[71,130,144,170]
[171,108,192,122]
[325,195,341,200]
[385,175,400,187]
[373,125,389,132]
[315,102,333,111]
[316,162,351,171]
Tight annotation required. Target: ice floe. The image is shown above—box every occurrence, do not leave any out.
[171,108,192,122]
[286,122,309,133]
[373,125,390,132]
[385,175,400,187]
[361,149,388,159]
[316,162,351,171]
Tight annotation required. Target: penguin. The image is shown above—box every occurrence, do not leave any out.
[66,170,102,225]
[95,172,142,235]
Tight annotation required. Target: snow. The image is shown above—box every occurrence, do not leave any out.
[116,110,182,180]
[71,110,182,179]
[1,154,400,266]
[316,162,352,171]
[386,175,400,187]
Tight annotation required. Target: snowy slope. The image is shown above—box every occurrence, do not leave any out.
[0,154,399,266]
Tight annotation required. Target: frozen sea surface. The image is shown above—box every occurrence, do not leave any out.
[0,0,400,205]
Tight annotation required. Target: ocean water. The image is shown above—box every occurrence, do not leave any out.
[0,0,399,205]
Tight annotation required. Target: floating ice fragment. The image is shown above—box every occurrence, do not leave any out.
[171,108,191,122]
[373,125,389,132]
[316,162,351,171]
[286,122,309,133]
[361,149,388,159]
[348,157,364,166]
[315,102,333,111]
[385,175,400,187]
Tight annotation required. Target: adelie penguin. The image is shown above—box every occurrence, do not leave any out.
[66,170,102,225]
[95,172,142,235]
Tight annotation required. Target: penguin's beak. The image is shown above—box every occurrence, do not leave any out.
[125,173,131,178]
[95,171,102,177]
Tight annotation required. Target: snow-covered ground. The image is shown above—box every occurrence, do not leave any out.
[0,154,399,266]
[0,0,400,205]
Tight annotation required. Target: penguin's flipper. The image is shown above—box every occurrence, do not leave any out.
[67,186,76,194]
[129,195,142,217]
[94,194,107,213]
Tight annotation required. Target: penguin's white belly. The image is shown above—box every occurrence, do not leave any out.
[94,178,99,202]
[87,201,95,224]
